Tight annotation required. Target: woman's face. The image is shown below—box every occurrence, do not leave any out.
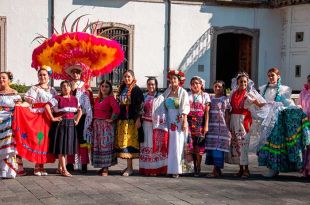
[61,83,71,95]
[190,79,202,93]
[38,70,49,84]
[0,73,9,87]
[268,72,280,85]
[170,75,180,87]
[213,83,224,96]
[123,72,134,85]
[147,79,156,94]
[238,76,248,90]
[100,83,111,96]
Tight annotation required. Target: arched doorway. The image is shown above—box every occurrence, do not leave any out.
[210,27,259,89]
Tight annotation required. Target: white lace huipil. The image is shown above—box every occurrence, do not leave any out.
[24,86,58,113]
[71,81,93,143]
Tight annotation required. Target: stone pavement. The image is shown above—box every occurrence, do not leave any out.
[1,154,309,205]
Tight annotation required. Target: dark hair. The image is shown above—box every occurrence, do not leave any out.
[190,76,204,87]
[213,80,226,96]
[98,80,113,99]
[0,71,14,81]
[60,80,70,88]
[147,77,158,94]
[267,67,281,76]
[307,74,310,79]
[123,69,135,78]
[38,68,49,75]
[118,69,137,98]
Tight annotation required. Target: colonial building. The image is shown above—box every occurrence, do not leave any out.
[0,0,309,90]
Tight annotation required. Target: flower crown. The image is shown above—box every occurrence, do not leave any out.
[41,65,53,75]
[167,70,186,85]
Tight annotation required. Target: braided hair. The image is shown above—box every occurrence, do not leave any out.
[262,67,282,102]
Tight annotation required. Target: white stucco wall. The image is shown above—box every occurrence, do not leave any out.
[0,0,49,86]
[280,5,310,91]
[170,4,283,88]
[1,0,295,90]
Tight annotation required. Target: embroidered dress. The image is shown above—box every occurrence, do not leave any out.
[48,96,79,155]
[163,87,190,174]
[91,96,120,168]
[0,93,20,178]
[115,85,144,159]
[67,81,93,167]
[187,92,210,155]
[298,85,310,176]
[226,89,252,165]
[14,86,57,163]
[205,96,231,169]
[258,84,310,172]
[139,94,169,175]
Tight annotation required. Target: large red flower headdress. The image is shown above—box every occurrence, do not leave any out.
[167,69,186,86]
[31,10,124,87]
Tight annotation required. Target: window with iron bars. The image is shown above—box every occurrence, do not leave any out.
[96,26,131,86]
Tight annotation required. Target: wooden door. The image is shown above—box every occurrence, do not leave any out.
[238,35,252,76]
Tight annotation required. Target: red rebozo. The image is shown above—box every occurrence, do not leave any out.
[13,106,55,163]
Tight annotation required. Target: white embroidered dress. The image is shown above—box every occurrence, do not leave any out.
[0,93,21,178]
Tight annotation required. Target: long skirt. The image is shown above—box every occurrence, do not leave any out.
[302,145,310,177]
[258,108,310,172]
[167,108,190,174]
[49,119,79,155]
[226,114,250,165]
[92,119,117,168]
[115,119,139,159]
[0,108,17,178]
[13,106,55,163]
[139,121,168,175]
[205,150,225,169]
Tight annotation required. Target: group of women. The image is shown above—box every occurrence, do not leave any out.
[0,67,309,179]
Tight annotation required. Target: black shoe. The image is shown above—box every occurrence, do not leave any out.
[66,164,74,172]
[81,164,87,174]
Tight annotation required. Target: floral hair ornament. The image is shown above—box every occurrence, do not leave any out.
[167,69,186,86]
[40,65,53,76]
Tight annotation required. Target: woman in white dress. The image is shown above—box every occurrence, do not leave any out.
[0,72,21,178]
[163,70,190,178]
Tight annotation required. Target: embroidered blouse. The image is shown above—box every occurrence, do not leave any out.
[48,95,79,119]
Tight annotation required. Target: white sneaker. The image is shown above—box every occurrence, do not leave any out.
[263,169,279,178]
[34,171,42,176]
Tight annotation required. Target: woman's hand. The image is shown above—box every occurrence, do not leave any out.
[74,120,79,125]
[105,119,113,123]
[52,116,62,122]
[182,120,187,132]
[135,118,141,129]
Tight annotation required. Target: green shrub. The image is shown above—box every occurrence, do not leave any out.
[10,81,29,93]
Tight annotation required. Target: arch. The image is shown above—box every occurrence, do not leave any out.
[210,26,259,87]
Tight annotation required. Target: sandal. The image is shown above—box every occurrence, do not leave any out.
[17,170,27,176]
[234,170,243,177]
[101,168,108,177]
[241,170,250,178]
[207,169,220,178]
[172,174,179,178]
[120,167,128,175]
[61,170,72,177]
[122,169,133,177]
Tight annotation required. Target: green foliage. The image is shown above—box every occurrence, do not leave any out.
[10,81,29,93]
